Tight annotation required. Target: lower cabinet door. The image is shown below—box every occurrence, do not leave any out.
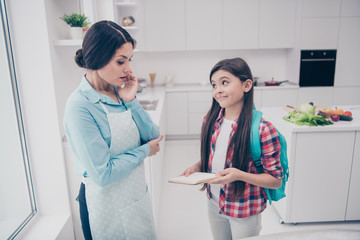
[346,131,360,220]
[166,92,188,135]
[290,132,354,222]
[188,112,206,134]
[188,101,211,135]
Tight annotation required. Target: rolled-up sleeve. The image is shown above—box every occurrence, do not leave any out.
[64,100,150,187]
[259,120,283,179]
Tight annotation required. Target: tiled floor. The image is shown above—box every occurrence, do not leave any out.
[157,139,360,240]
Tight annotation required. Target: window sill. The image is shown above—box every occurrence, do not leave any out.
[17,214,73,240]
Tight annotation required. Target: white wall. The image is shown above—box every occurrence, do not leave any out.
[45,0,85,138]
[5,0,73,238]
[51,48,289,138]
[44,0,292,138]
[131,49,289,87]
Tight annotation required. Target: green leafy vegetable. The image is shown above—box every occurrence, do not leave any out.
[283,109,333,127]
[299,103,315,115]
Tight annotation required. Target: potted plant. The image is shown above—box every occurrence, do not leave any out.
[60,13,90,39]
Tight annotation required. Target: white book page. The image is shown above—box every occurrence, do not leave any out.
[168,172,217,185]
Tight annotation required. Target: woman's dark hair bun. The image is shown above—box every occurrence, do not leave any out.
[75,21,134,70]
[75,49,86,68]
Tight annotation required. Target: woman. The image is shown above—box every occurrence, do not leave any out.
[182,58,283,239]
[63,20,162,240]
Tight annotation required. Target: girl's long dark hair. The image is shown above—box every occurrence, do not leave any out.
[201,58,254,198]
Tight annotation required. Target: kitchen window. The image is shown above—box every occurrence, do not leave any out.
[0,1,37,239]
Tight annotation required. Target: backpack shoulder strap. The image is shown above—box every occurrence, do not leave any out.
[250,107,273,203]
[250,107,262,163]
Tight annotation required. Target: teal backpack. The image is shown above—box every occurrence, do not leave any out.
[249,108,289,204]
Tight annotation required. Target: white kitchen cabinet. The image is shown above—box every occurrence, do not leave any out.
[302,0,342,17]
[188,91,212,134]
[333,87,360,105]
[185,0,222,50]
[63,141,84,240]
[290,132,354,222]
[334,17,360,87]
[261,89,298,108]
[262,107,360,223]
[300,0,341,50]
[144,0,297,51]
[258,0,296,48]
[297,87,334,107]
[222,0,259,49]
[166,92,188,135]
[346,131,360,220]
[146,100,167,230]
[254,88,262,110]
[188,111,206,134]
[144,0,186,51]
[301,18,340,50]
[341,0,360,17]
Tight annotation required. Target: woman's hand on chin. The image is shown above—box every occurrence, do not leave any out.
[118,72,138,102]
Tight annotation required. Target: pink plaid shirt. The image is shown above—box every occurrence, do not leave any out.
[205,109,283,218]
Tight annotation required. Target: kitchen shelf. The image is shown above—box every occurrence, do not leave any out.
[115,2,137,7]
[122,26,138,30]
[53,39,140,52]
[53,39,82,46]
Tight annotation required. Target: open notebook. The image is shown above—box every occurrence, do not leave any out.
[168,172,217,185]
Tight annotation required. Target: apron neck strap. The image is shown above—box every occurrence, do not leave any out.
[98,101,109,113]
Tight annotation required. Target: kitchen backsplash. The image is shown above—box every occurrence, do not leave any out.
[132,48,289,86]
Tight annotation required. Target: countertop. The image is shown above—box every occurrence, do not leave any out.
[254,81,299,90]
[163,82,299,92]
[137,86,166,125]
[137,83,299,125]
[261,105,360,133]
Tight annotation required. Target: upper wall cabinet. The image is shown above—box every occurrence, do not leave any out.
[144,0,186,51]
[301,18,340,49]
[341,0,360,17]
[300,0,341,50]
[302,0,341,17]
[259,0,296,48]
[334,17,360,87]
[185,0,222,50]
[334,0,360,87]
[223,0,296,49]
[222,0,259,50]
[143,0,296,51]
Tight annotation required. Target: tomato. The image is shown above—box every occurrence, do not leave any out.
[343,111,352,117]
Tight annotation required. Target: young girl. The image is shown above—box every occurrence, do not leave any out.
[182,58,283,239]
[64,21,162,239]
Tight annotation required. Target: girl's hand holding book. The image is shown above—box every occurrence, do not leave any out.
[180,161,201,177]
[208,168,242,184]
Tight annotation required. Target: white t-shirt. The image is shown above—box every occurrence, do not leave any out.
[211,118,235,199]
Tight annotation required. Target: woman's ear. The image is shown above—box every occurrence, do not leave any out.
[244,79,253,93]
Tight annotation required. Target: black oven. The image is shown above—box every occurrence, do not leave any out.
[299,50,337,87]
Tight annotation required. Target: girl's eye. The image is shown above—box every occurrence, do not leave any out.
[222,80,228,85]
[117,61,124,65]
[211,83,216,88]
